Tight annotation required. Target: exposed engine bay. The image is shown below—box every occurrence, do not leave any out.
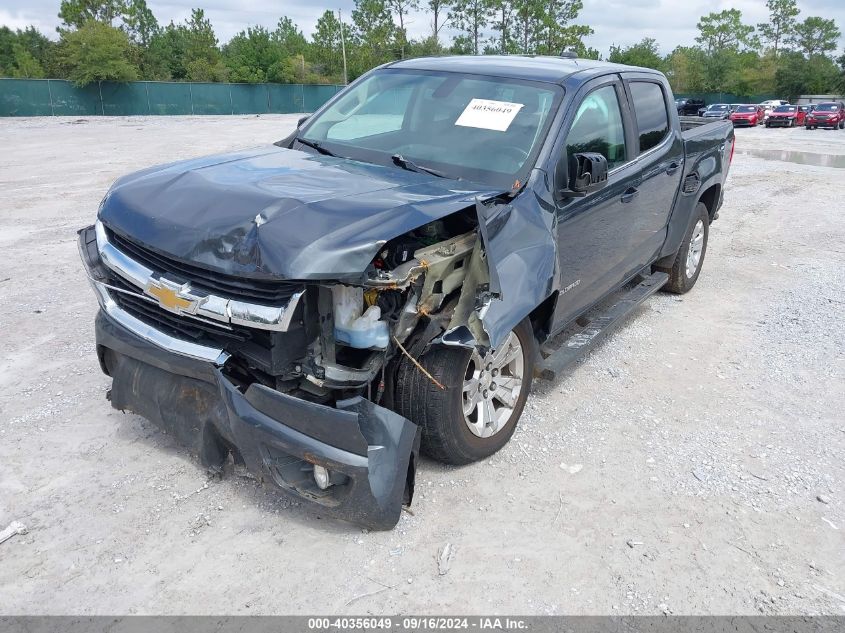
[219,207,493,412]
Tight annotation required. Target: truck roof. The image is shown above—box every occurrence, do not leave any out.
[385,55,658,85]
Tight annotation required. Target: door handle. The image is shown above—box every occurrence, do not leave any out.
[621,187,639,203]
[666,162,680,175]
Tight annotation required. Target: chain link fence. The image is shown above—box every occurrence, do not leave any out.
[0,79,345,117]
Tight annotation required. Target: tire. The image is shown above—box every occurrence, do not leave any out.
[765,123,770,128]
[656,202,709,295]
[395,318,535,465]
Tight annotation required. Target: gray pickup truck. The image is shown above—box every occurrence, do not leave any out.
[79,55,734,529]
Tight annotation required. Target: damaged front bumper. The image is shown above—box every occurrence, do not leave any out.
[81,228,419,531]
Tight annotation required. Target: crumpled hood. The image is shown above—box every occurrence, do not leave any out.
[99,145,496,280]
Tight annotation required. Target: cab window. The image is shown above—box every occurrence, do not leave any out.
[565,84,627,170]
[629,81,670,153]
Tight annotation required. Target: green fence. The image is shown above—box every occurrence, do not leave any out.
[674,92,780,104]
[0,79,345,117]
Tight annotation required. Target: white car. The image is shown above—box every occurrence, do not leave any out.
[759,100,789,120]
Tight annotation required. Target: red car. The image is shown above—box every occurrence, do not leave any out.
[729,104,763,126]
[766,105,805,127]
[805,101,845,130]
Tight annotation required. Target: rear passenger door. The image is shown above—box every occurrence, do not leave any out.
[622,75,684,267]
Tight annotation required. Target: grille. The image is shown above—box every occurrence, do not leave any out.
[107,275,259,345]
[107,228,301,304]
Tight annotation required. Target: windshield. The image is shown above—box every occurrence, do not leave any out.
[774,106,796,112]
[816,103,839,111]
[709,104,729,111]
[736,106,756,113]
[299,69,562,187]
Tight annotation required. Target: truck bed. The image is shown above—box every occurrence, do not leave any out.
[679,116,730,137]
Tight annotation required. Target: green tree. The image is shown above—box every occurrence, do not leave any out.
[608,38,663,70]
[537,0,589,56]
[407,34,447,57]
[696,9,756,55]
[312,10,345,80]
[58,0,126,29]
[223,26,279,83]
[756,0,799,58]
[664,45,707,93]
[0,27,15,73]
[490,0,518,53]
[428,0,453,42]
[273,17,307,57]
[146,22,188,79]
[351,0,398,75]
[512,0,541,53]
[8,44,46,78]
[0,26,54,77]
[776,50,839,99]
[790,17,841,58]
[838,50,845,92]
[386,0,419,56]
[449,0,494,54]
[57,19,139,85]
[123,0,159,46]
[182,8,227,81]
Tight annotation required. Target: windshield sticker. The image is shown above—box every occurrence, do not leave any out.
[455,99,524,131]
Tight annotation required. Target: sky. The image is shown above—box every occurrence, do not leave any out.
[1,0,844,57]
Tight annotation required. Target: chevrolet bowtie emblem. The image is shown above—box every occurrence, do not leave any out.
[144,278,203,315]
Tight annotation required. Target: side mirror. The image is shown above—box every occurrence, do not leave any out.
[297,115,310,128]
[555,151,608,199]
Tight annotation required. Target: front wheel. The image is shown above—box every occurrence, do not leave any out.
[656,202,709,295]
[395,318,535,465]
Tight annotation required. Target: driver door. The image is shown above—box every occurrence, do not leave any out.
[550,76,641,329]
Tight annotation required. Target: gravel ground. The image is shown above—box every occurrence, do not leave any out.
[0,116,843,615]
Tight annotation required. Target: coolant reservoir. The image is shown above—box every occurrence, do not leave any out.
[332,285,390,349]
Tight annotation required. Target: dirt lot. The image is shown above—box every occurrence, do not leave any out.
[0,116,843,615]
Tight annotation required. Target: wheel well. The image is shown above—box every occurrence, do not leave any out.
[528,292,558,345]
[698,184,721,221]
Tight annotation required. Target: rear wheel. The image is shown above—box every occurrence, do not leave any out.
[395,319,535,465]
[656,203,709,295]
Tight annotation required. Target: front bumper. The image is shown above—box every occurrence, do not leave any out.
[80,226,419,530]
[767,117,796,126]
[807,118,838,127]
[730,118,756,126]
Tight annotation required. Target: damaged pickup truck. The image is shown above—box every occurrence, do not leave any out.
[79,55,733,529]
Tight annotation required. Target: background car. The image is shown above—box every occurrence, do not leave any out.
[702,103,731,119]
[729,104,763,126]
[805,101,845,129]
[766,105,805,127]
[676,98,705,115]
[759,99,789,120]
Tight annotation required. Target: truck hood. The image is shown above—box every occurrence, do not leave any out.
[99,145,497,280]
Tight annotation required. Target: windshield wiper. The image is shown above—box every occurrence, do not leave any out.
[295,137,337,157]
[391,154,448,178]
